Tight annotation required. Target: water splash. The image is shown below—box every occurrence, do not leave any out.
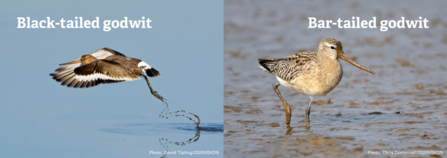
[159,108,202,130]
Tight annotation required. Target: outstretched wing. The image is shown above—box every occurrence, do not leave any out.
[51,60,137,88]
[58,47,126,66]
[258,52,317,81]
[90,47,126,59]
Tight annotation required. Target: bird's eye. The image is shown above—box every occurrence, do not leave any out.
[330,46,335,49]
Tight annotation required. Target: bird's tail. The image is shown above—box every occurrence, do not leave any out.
[145,68,161,77]
[258,58,281,74]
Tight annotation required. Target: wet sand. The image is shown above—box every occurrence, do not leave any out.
[224,0,447,157]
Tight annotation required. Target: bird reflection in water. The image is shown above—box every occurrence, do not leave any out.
[155,130,201,158]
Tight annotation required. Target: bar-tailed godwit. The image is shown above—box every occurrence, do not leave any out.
[258,38,375,128]
[51,47,165,102]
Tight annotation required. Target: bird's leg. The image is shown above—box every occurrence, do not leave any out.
[140,74,167,105]
[286,126,293,135]
[272,83,292,126]
[300,96,314,129]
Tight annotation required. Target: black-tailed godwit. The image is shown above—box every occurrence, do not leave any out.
[51,47,165,102]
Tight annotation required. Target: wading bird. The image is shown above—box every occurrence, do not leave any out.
[258,38,375,128]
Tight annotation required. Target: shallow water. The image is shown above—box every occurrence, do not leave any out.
[224,0,447,157]
[104,122,222,158]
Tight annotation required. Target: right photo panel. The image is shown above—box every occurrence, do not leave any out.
[224,0,447,157]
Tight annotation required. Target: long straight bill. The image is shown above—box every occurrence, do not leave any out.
[339,54,375,74]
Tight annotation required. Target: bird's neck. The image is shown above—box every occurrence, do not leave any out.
[316,53,343,81]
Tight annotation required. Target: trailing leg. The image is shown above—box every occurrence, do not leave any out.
[272,83,292,125]
[141,74,167,104]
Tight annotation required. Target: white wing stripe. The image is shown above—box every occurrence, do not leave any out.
[74,73,135,82]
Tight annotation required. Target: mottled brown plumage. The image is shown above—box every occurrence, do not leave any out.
[51,48,160,88]
[50,47,166,103]
[258,38,375,128]
[259,52,316,81]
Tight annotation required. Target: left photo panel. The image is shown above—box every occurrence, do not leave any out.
[0,1,223,158]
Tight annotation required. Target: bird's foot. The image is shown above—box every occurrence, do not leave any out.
[281,121,291,127]
[299,125,310,129]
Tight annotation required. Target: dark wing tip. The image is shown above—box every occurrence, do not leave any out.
[101,47,126,57]
[258,59,275,72]
[146,68,161,77]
